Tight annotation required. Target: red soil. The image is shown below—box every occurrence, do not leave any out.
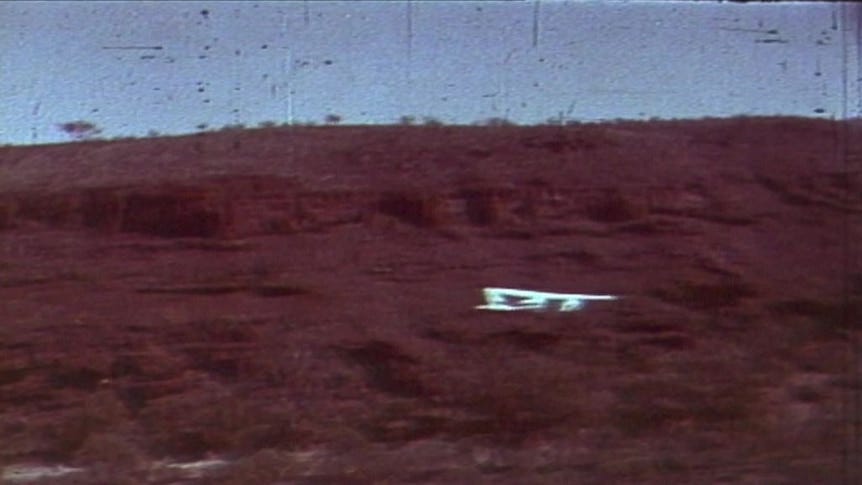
[0,117,860,483]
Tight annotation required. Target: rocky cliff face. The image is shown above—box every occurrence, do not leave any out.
[0,118,860,483]
[0,176,763,239]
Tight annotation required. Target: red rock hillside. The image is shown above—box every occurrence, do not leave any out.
[0,117,860,483]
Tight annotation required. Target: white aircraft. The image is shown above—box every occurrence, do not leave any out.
[476,287,619,312]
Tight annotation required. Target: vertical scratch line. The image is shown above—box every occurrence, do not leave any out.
[285,50,294,165]
[405,0,414,119]
[287,50,293,126]
[532,0,540,48]
[838,4,860,484]
[406,0,413,82]
[281,10,295,165]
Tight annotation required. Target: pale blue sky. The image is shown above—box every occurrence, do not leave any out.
[1,1,859,145]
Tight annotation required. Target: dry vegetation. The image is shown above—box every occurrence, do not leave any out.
[0,116,859,483]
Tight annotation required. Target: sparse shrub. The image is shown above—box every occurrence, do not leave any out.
[584,189,648,223]
[460,188,501,226]
[433,347,583,444]
[76,432,149,481]
[768,297,861,338]
[211,449,306,484]
[324,114,342,125]
[57,120,102,140]
[44,390,131,460]
[789,385,824,403]
[398,115,416,125]
[481,117,517,127]
[377,192,447,228]
[257,120,278,128]
[612,375,763,437]
[651,277,757,311]
[422,116,444,126]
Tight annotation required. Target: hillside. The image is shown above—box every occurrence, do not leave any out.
[0,117,860,483]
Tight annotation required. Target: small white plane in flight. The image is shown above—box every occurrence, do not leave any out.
[476,287,619,312]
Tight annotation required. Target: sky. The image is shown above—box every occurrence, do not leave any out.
[1,1,860,145]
